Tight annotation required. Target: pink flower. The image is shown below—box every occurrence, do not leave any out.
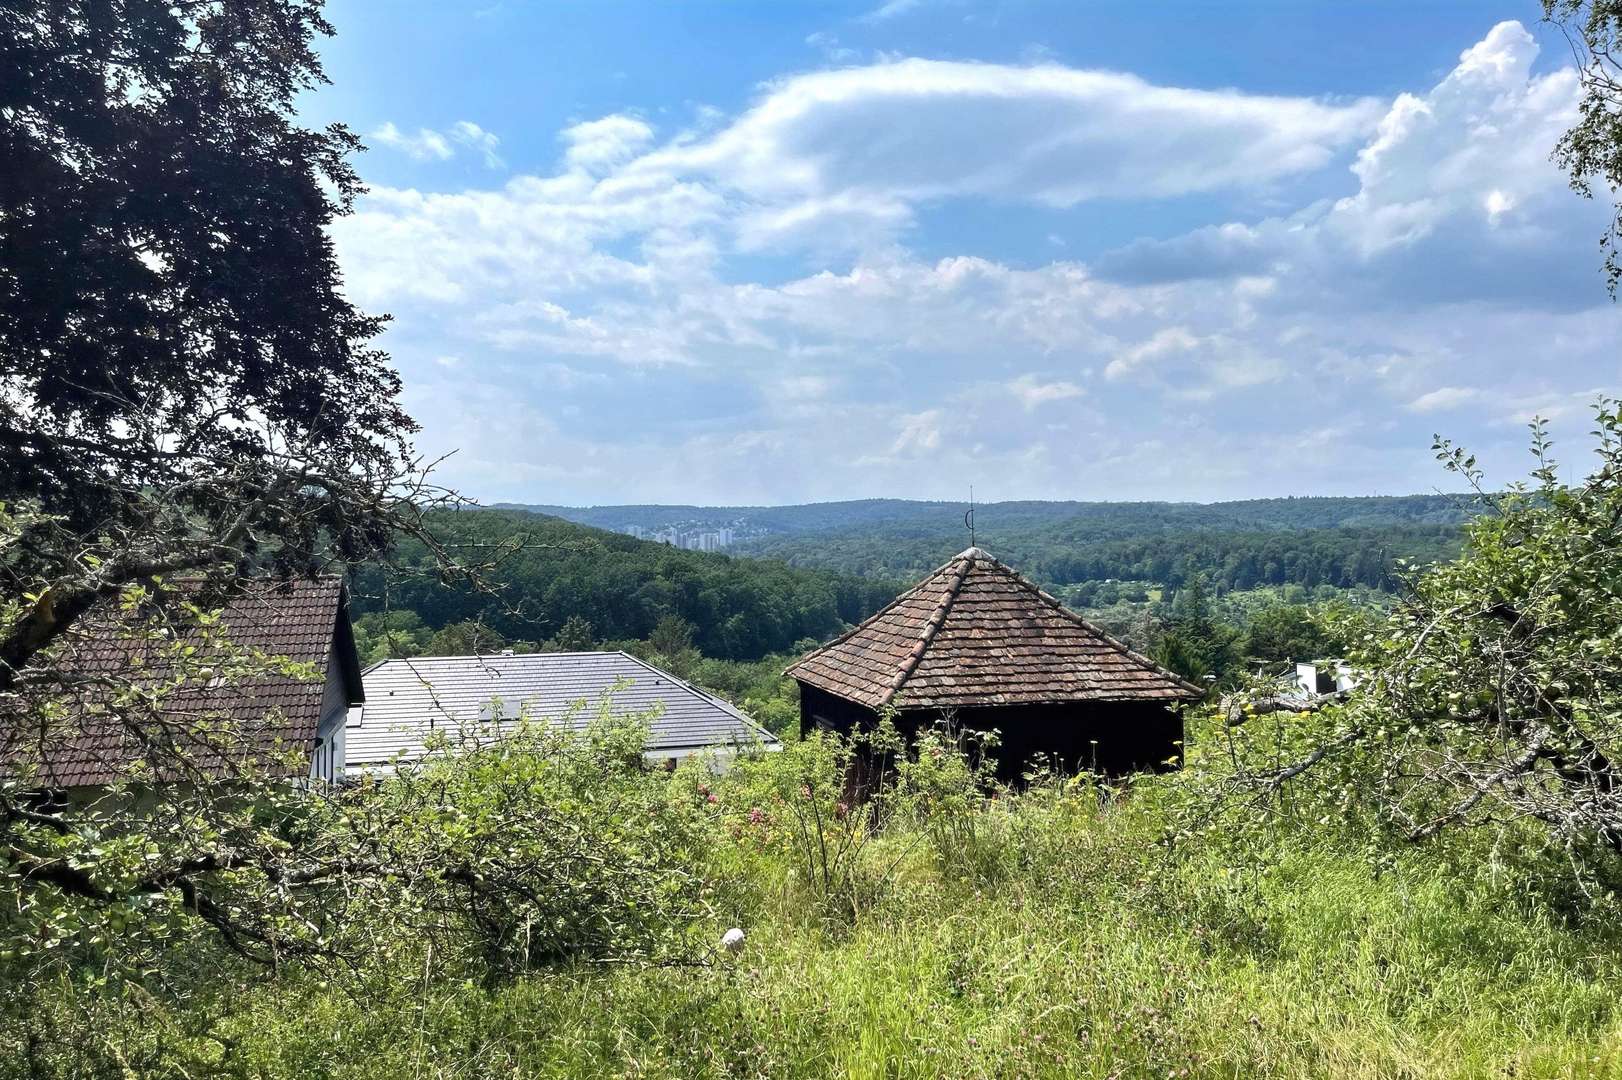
[706,793,718,804]
[748,807,766,825]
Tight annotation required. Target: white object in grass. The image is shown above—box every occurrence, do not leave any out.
[720,927,745,953]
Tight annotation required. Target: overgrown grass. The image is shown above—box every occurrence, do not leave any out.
[13,726,1622,1078]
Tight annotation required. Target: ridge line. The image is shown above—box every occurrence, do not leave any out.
[879,553,974,706]
[781,548,978,680]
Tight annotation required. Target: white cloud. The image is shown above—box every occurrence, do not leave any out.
[629,59,1379,247]
[1099,21,1595,309]
[1106,328,1200,381]
[1408,386,1483,412]
[370,120,504,168]
[370,122,453,161]
[562,115,656,173]
[1007,374,1083,410]
[449,121,504,168]
[860,0,924,22]
[335,22,1620,504]
[805,31,859,63]
[890,409,943,455]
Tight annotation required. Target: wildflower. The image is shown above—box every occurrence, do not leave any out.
[748,807,766,825]
[706,793,718,804]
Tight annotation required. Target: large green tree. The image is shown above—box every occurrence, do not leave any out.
[0,0,441,663]
[1546,0,1622,293]
[0,0,501,988]
[1224,405,1622,857]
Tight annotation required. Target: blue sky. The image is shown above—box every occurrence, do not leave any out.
[309,0,1620,505]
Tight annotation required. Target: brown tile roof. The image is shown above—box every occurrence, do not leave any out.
[786,547,1204,710]
[6,576,361,788]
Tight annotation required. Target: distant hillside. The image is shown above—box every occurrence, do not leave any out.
[494,495,1481,592]
[349,510,899,662]
[497,494,1479,537]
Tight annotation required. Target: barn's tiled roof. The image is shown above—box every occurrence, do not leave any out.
[786,547,1204,710]
[8,577,358,788]
[349,651,780,770]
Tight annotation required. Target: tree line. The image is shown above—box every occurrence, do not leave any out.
[348,510,899,663]
[521,492,1481,537]
[739,522,1462,593]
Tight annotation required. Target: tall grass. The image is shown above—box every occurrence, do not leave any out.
[12,725,1622,1078]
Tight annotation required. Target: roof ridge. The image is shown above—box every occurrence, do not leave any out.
[616,651,778,743]
[880,552,975,706]
[983,555,1206,698]
[783,549,972,679]
[372,649,624,666]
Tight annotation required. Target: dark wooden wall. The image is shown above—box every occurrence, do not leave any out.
[797,681,1183,784]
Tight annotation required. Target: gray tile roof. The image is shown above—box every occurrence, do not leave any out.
[348,650,779,770]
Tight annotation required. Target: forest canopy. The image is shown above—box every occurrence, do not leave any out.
[521,495,1476,594]
[348,510,899,662]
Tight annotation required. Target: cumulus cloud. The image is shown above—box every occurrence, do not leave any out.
[561,115,656,173]
[1097,21,1598,312]
[335,21,1619,504]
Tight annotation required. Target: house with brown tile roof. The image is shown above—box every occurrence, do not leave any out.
[786,547,1203,780]
[6,576,364,790]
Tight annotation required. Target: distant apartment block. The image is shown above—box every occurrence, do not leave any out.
[618,523,740,551]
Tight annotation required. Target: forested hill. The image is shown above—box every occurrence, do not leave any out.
[348,510,899,662]
[502,492,1485,535]
[499,493,1478,535]
[498,495,1482,592]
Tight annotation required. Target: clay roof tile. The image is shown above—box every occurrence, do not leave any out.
[785,549,1203,710]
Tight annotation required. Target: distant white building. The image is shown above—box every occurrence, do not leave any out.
[345,650,779,776]
[616,523,741,552]
[1223,658,1360,722]
[1294,660,1357,698]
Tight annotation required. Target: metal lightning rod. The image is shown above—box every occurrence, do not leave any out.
[964,485,976,549]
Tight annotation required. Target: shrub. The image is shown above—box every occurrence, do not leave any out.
[353,705,718,979]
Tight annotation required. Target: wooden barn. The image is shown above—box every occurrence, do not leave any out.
[785,547,1203,782]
